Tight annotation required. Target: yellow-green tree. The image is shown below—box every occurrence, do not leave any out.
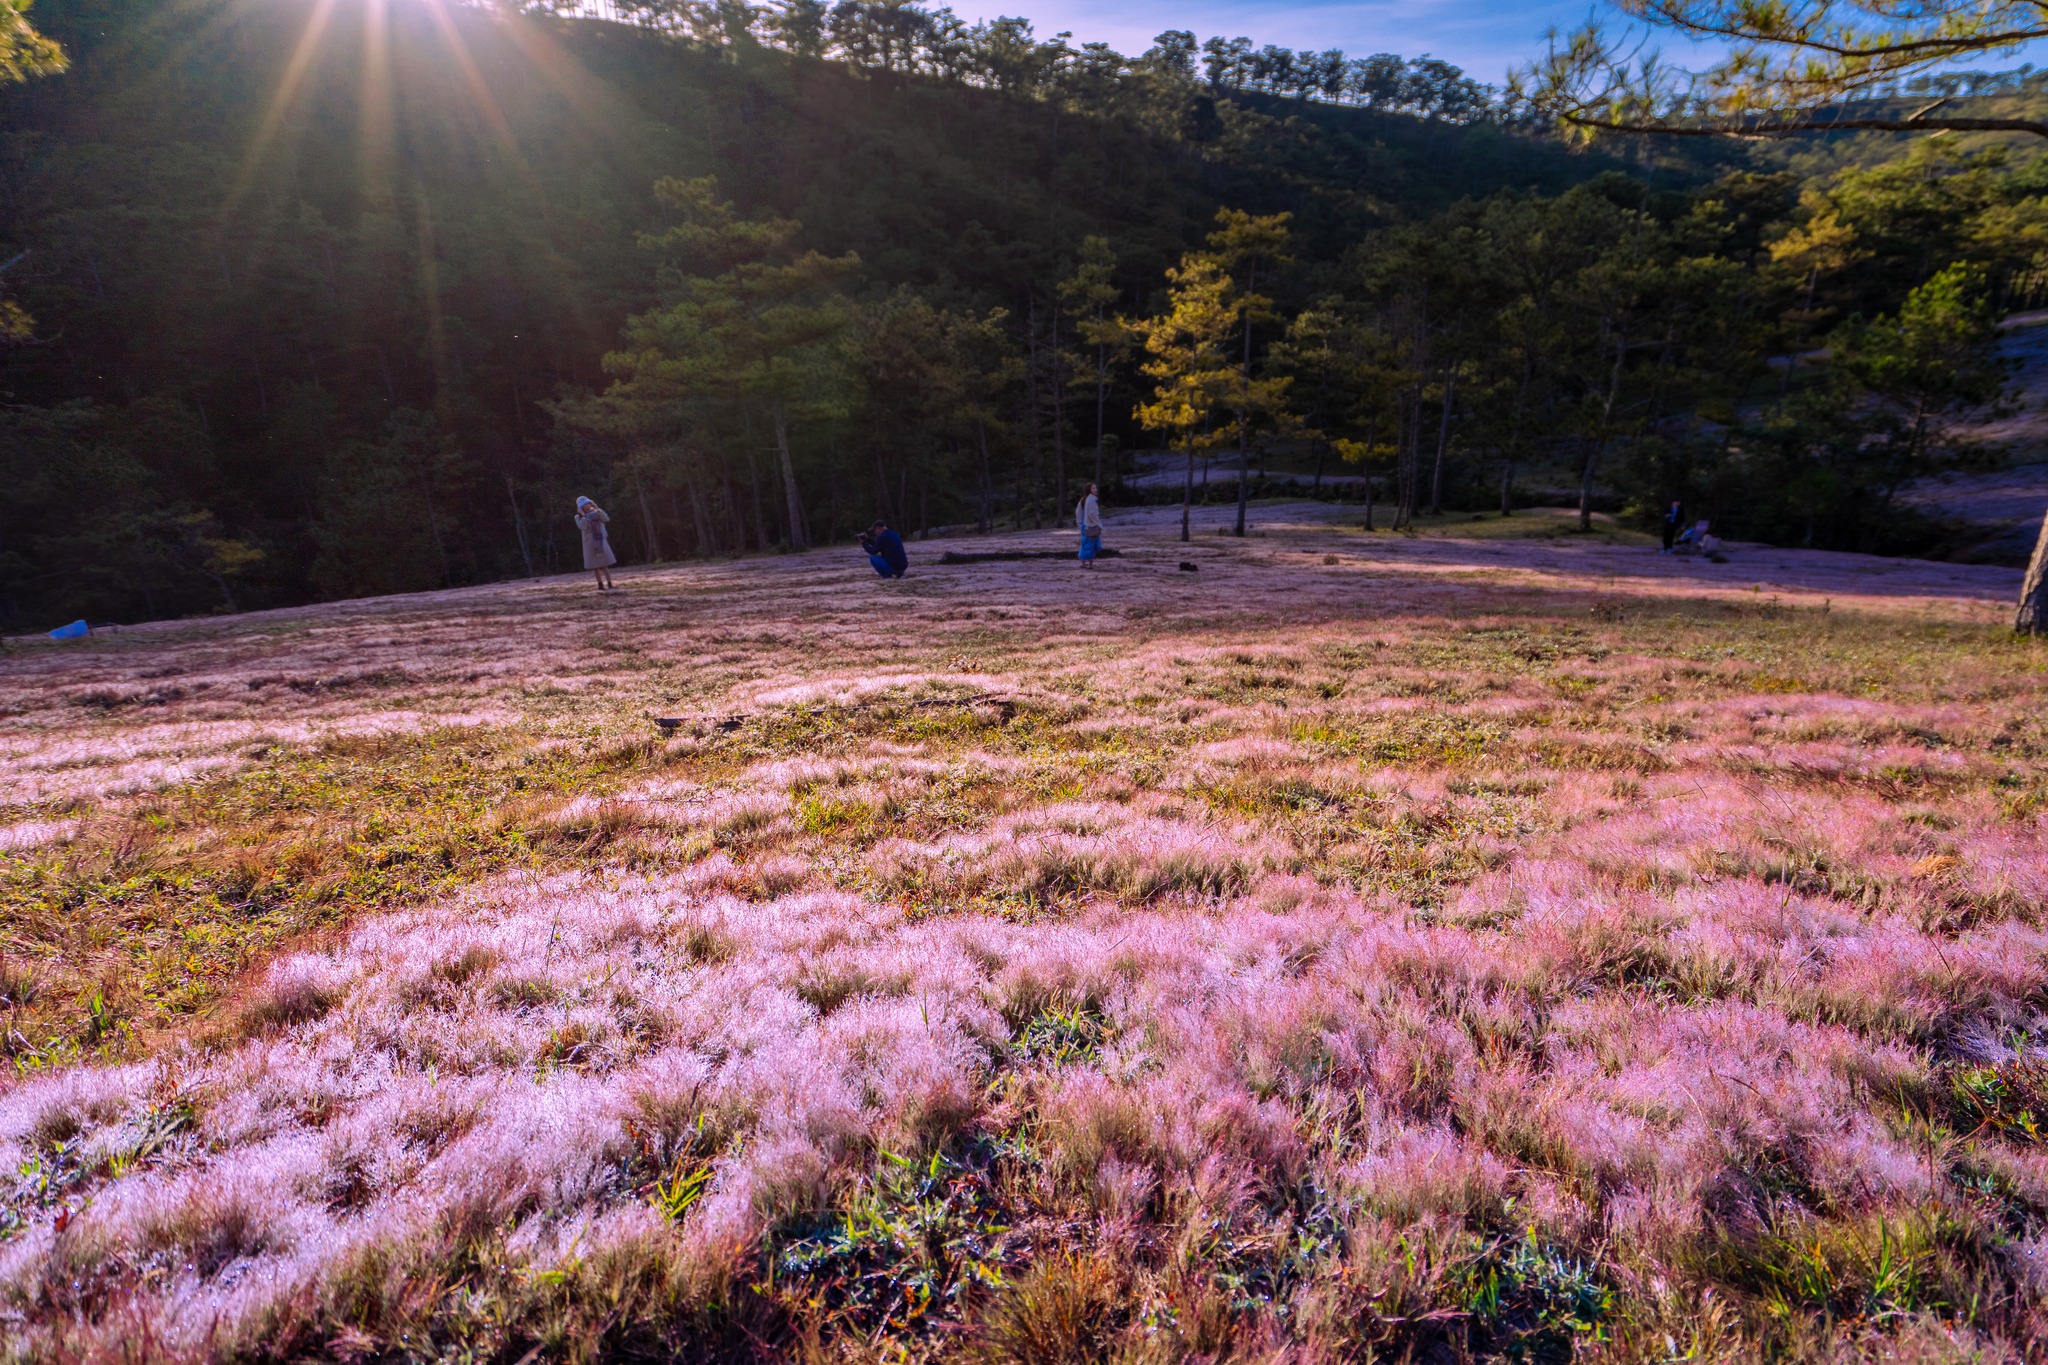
[1205,209,1295,536]
[1,0,63,85]
[0,1,62,344]
[1134,255,1237,544]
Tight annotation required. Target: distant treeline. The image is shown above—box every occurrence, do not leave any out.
[540,2,1509,123]
[534,1,2048,123]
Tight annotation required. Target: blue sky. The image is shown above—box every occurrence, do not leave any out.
[957,1,1617,84]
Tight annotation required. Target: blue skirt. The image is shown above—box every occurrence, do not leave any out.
[1079,533,1102,562]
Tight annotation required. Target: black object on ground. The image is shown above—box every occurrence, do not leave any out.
[656,695,1014,737]
[937,548,1123,564]
[1179,562,1199,573]
[655,717,743,734]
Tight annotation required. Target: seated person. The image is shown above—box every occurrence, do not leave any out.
[859,521,909,579]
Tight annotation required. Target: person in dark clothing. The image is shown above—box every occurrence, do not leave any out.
[859,521,909,579]
[1662,500,1686,554]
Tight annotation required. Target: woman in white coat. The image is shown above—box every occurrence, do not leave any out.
[576,497,618,592]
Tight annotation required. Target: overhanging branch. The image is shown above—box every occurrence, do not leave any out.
[1626,11,2048,62]
[1560,108,2048,138]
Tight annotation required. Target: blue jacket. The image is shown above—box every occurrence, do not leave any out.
[872,528,908,573]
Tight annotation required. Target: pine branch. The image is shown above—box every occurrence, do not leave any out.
[1558,106,2048,138]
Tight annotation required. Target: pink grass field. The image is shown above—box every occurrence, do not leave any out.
[1,502,2045,1363]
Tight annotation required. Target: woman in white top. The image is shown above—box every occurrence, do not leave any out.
[1076,484,1103,567]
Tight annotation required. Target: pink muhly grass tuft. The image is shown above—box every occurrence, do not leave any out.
[876,802,1292,905]
[1341,1124,1514,1228]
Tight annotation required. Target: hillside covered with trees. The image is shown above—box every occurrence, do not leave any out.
[0,0,2044,627]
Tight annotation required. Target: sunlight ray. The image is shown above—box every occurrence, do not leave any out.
[489,0,635,135]
[413,186,452,397]
[218,0,342,223]
[411,1,604,347]
[418,0,546,196]
[357,0,397,211]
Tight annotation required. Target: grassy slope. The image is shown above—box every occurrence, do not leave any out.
[0,511,2044,1361]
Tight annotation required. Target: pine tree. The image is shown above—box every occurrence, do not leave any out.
[0,0,63,85]
[594,178,858,552]
[1134,255,1237,544]
[1059,237,1139,490]
[1202,210,1294,536]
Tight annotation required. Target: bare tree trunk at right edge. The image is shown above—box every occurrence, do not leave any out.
[2019,509,2048,635]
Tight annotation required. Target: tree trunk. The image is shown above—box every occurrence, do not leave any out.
[1394,388,1420,530]
[725,479,747,554]
[1234,270,1256,537]
[1182,445,1193,543]
[1362,418,1378,531]
[1094,346,1109,487]
[977,422,994,532]
[1051,309,1067,521]
[1025,296,1044,528]
[1429,367,1455,517]
[1502,356,1530,519]
[420,477,452,587]
[506,474,537,579]
[1583,332,1626,532]
[1234,408,1250,537]
[686,470,718,557]
[772,402,809,551]
[2019,510,2048,635]
[745,447,768,549]
[631,459,664,563]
